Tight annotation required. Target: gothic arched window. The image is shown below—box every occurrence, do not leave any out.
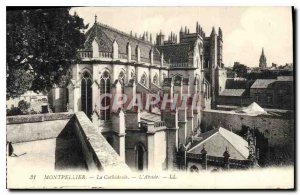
[190,165,199,173]
[100,71,111,121]
[135,143,146,171]
[118,71,126,86]
[140,73,148,87]
[81,71,93,118]
[153,74,158,85]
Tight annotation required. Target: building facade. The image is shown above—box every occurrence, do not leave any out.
[50,18,229,171]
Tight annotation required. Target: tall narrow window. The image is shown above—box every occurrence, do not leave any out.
[100,71,111,121]
[153,74,158,85]
[136,144,146,171]
[81,71,93,118]
[118,71,126,93]
[140,73,148,87]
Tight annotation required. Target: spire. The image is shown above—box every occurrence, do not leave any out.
[196,21,199,33]
[259,47,267,68]
[94,14,97,24]
[218,27,223,39]
[180,26,183,33]
[211,26,216,36]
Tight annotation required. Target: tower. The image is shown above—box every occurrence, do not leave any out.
[217,27,223,68]
[156,30,165,45]
[210,27,217,109]
[259,48,267,68]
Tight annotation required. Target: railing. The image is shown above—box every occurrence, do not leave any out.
[78,51,113,59]
[79,51,92,58]
[170,62,191,68]
[99,52,112,59]
[154,121,165,127]
[185,153,252,168]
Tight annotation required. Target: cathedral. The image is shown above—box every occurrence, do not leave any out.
[259,48,267,68]
[50,16,228,171]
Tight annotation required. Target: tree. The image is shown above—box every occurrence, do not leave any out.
[7,8,88,99]
[232,62,248,77]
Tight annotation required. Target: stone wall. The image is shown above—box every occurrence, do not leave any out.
[6,112,130,172]
[201,110,294,147]
[7,113,73,143]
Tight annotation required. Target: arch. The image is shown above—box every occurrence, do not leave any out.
[190,165,199,173]
[140,72,148,87]
[100,70,111,121]
[118,70,126,85]
[81,71,93,118]
[135,143,147,171]
[152,73,158,85]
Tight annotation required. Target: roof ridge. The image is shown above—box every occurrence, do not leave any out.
[96,22,154,46]
[219,128,249,159]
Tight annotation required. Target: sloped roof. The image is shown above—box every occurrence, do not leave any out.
[156,43,194,63]
[140,111,161,122]
[219,89,245,97]
[83,23,162,64]
[188,127,249,160]
[250,79,276,89]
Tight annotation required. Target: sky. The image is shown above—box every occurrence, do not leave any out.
[70,7,293,67]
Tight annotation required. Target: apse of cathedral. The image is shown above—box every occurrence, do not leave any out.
[57,16,229,171]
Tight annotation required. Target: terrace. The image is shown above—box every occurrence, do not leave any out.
[7,112,129,173]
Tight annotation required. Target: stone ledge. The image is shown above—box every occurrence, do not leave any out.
[6,112,74,124]
[74,112,130,172]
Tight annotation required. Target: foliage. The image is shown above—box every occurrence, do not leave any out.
[6,107,23,116]
[7,8,88,99]
[238,125,268,166]
[18,100,30,111]
[232,63,248,77]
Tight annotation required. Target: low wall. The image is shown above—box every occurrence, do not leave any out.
[201,110,294,147]
[6,113,73,143]
[73,112,129,172]
[6,112,130,172]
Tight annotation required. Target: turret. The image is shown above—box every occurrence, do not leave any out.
[218,27,223,40]
[156,30,165,45]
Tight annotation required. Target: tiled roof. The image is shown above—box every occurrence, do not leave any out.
[140,111,161,122]
[156,43,193,63]
[188,127,249,160]
[219,89,245,97]
[250,79,276,89]
[225,78,254,89]
[83,23,162,64]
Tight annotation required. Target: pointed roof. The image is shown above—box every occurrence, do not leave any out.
[241,102,267,115]
[260,47,266,60]
[82,22,162,64]
[210,26,216,36]
[188,127,249,160]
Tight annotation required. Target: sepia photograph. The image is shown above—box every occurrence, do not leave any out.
[5,6,295,189]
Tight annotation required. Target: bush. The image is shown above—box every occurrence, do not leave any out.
[18,100,30,111]
[7,107,23,116]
